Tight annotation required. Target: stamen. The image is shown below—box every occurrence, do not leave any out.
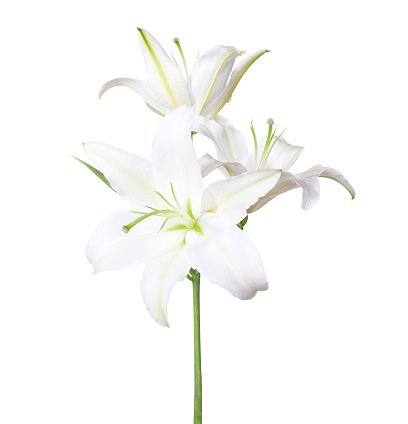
[250,120,258,169]
[154,190,178,211]
[170,182,183,212]
[264,118,274,149]
[173,37,189,80]
[122,209,178,233]
[171,52,182,72]
[263,128,286,165]
[157,216,171,233]
[258,118,275,170]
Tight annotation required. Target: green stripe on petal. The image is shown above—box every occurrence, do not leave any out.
[204,49,270,119]
[138,28,181,108]
[196,49,241,115]
[320,176,356,199]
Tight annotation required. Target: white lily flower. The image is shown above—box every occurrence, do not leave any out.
[84,106,282,327]
[99,28,269,120]
[197,117,355,211]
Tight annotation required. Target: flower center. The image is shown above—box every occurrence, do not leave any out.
[122,183,198,234]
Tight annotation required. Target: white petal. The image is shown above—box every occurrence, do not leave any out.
[247,172,299,212]
[296,176,320,209]
[86,211,187,274]
[248,165,355,212]
[152,106,203,217]
[140,242,190,327]
[246,135,303,172]
[202,49,269,119]
[188,45,243,115]
[296,165,355,200]
[247,172,318,212]
[138,28,190,110]
[193,114,225,146]
[83,142,162,209]
[98,78,171,116]
[192,115,227,160]
[266,137,303,170]
[213,115,249,163]
[202,169,282,223]
[193,115,249,163]
[198,153,247,178]
[186,213,268,300]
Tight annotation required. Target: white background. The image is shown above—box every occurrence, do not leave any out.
[1,0,407,423]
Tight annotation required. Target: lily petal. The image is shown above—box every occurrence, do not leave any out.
[248,172,299,213]
[202,49,270,119]
[246,135,304,172]
[187,213,268,299]
[202,169,282,223]
[98,78,171,116]
[193,115,248,164]
[213,115,249,163]
[296,176,320,209]
[248,165,355,212]
[193,114,224,148]
[188,45,243,115]
[247,172,315,212]
[140,242,190,327]
[138,28,190,110]
[86,211,187,274]
[152,106,203,217]
[199,153,247,178]
[83,142,162,210]
[296,165,355,200]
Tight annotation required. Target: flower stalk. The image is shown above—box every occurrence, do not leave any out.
[188,268,202,424]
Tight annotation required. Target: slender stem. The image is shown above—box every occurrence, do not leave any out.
[191,122,202,422]
[190,268,202,424]
[187,217,246,423]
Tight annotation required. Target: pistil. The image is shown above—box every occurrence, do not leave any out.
[257,118,285,170]
[173,37,189,80]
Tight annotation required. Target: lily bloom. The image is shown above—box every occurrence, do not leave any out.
[99,28,269,120]
[196,117,355,211]
[83,106,282,327]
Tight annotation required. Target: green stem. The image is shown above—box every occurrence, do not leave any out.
[187,216,247,423]
[189,268,202,424]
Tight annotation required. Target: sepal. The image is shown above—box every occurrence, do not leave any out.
[72,156,116,192]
